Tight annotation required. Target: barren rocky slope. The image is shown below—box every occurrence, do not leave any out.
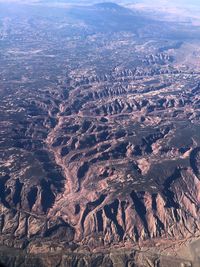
[1,2,200,266]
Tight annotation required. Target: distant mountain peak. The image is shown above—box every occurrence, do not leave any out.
[94,2,125,11]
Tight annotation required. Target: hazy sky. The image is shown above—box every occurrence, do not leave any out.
[0,0,200,19]
[0,0,199,4]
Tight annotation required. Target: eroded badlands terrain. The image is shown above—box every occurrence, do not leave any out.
[1,1,200,266]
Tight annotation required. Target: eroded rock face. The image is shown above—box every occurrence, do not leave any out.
[1,66,200,255]
[1,1,200,265]
[0,247,194,267]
